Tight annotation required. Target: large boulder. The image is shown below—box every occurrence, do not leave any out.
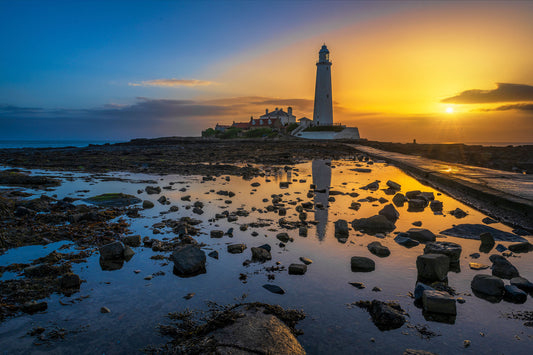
[471,274,504,299]
[510,277,533,293]
[489,254,519,279]
[423,242,462,263]
[351,256,375,272]
[378,204,399,222]
[367,241,390,257]
[334,219,349,238]
[392,193,407,207]
[386,180,401,191]
[171,245,206,277]
[99,241,126,260]
[440,224,526,242]
[422,290,457,315]
[416,254,449,282]
[251,247,271,262]
[351,215,395,234]
[406,228,436,242]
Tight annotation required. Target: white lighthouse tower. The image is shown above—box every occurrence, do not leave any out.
[313,44,333,126]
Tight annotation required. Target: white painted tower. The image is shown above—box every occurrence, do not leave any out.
[313,44,333,126]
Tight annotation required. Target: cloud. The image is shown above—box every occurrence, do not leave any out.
[478,103,533,112]
[441,83,533,104]
[128,78,214,87]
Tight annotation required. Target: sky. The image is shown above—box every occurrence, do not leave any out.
[1,0,533,143]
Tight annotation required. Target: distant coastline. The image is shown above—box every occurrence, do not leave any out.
[0,140,124,149]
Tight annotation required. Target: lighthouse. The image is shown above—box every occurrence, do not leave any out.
[313,44,333,126]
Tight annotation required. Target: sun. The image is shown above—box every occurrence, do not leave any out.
[445,107,454,114]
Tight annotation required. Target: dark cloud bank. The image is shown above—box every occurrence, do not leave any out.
[0,97,314,140]
[441,83,533,104]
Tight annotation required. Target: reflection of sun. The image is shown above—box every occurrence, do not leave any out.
[446,107,454,114]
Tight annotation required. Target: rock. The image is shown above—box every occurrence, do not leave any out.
[414,282,434,302]
[469,262,489,270]
[412,221,422,227]
[450,208,468,218]
[367,241,390,257]
[394,234,420,248]
[145,186,161,194]
[420,192,435,201]
[334,219,349,238]
[210,304,305,355]
[386,180,401,191]
[479,232,495,252]
[227,244,247,254]
[406,190,421,199]
[22,301,48,314]
[416,254,449,282]
[429,200,443,212]
[208,251,219,259]
[504,285,527,304]
[358,300,406,331]
[351,256,375,272]
[299,257,313,265]
[99,241,125,260]
[210,230,224,238]
[171,245,206,277]
[288,264,307,275]
[378,204,399,222]
[351,215,395,234]
[251,182,260,187]
[422,290,457,315]
[471,274,504,298]
[262,284,286,294]
[406,228,436,242]
[192,207,204,215]
[489,254,519,279]
[392,193,407,206]
[258,244,271,252]
[408,198,427,211]
[482,217,498,224]
[423,242,462,262]
[276,233,290,243]
[495,244,507,252]
[279,181,290,188]
[508,242,533,253]
[403,350,437,355]
[157,195,167,204]
[251,247,271,262]
[298,226,308,237]
[470,252,481,258]
[84,193,141,207]
[123,246,135,260]
[100,306,111,313]
[349,282,366,289]
[363,181,379,190]
[60,273,81,290]
[123,235,141,247]
[510,277,533,293]
[441,224,526,242]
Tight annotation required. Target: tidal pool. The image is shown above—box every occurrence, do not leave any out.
[0,159,531,354]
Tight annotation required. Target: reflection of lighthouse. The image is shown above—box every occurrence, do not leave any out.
[312,159,331,241]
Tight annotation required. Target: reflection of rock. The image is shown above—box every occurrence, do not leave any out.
[312,159,331,241]
[99,258,124,271]
[440,224,526,242]
[510,276,533,293]
[503,285,527,304]
[422,310,456,324]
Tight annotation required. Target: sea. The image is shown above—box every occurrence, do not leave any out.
[0,140,124,149]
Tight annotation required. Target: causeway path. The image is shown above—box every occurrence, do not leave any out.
[347,144,533,232]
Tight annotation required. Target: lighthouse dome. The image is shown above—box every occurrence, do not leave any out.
[319,45,329,54]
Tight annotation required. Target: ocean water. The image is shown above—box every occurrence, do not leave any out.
[0,140,123,149]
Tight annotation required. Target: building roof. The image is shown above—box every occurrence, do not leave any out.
[232,122,251,129]
[261,109,292,118]
[299,117,311,121]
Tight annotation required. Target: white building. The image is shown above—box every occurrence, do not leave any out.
[259,107,296,125]
[313,45,333,126]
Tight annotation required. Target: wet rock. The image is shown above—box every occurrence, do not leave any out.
[22,301,48,314]
[423,290,457,315]
[100,306,111,313]
[408,198,427,211]
[84,193,141,207]
[429,200,443,212]
[510,277,533,293]
[479,232,495,253]
[356,300,406,331]
[157,196,167,204]
[504,285,527,304]
[508,242,533,253]
[145,186,161,194]
[298,226,308,237]
[367,241,390,257]
[276,233,290,243]
[392,193,407,206]
[378,204,399,222]
[351,215,395,234]
[449,208,468,218]
[262,284,285,294]
[208,250,219,259]
[469,262,489,270]
[192,207,204,215]
[420,192,435,201]
[60,273,81,290]
[482,217,498,224]
[288,264,307,275]
[123,235,141,247]
[99,241,125,260]
[405,190,421,199]
[251,247,271,262]
[489,254,519,279]
[349,282,365,289]
[14,206,35,217]
[279,181,290,188]
[169,205,179,212]
[394,234,420,248]
[423,242,462,263]
[414,282,434,302]
[334,219,349,238]
[259,244,271,252]
[416,254,449,282]
[227,244,247,254]
[123,246,135,260]
[210,230,224,238]
[471,274,504,298]
[251,182,260,187]
[412,221,422,227]
[171,245,206,277]
[299,257,313,265]
[386,180,401,191]
[351,256,375,272]
[406,228,436,242]
[362,181,379,190]
[403,350,437,355]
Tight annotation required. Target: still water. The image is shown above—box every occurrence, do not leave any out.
[0,159,531,354]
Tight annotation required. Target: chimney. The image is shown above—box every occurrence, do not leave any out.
[288,107,292,116]
[266,108,268,114]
